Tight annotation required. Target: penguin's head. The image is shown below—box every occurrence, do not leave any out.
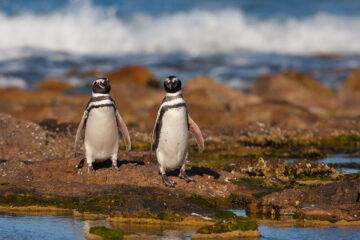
[92,77,111,94]
[164,76,181,93]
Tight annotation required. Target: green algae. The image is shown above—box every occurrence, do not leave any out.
[318,133,360,153]
[184,194,217,210]
[0,194,126,213]
[89,226,130,240]
[196,216,258,234]
[294,176,334,181]
[214,210,237,220]
[134,209,182,222]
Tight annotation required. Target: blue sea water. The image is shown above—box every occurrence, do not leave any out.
[1,213,360,240]
[0,0,360,90]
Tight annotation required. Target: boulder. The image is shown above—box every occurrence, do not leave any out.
[110,81,163,130]
[108,66,160,88]
[37,78,74,93]
[337,67,360,116]
[250,71,336,115]
[184,77,254,112]
[343,67,360,91]
[0,89,88,123]
[220,100,318,128]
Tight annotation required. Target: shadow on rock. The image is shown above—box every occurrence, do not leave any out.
[165,166,220,179]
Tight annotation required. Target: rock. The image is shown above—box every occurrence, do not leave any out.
[110,81,163,130]
[343,67,360,91]
[337,67,360,116]
[221,100,318,128]
[193,216,259,239]
[261,189,304,211]
[251,71,336,114]
[37,78,74,93]
[287,160,340,180]
[184,77,255,112]
[0,89,88,123]
[108,66,160,88]
[259,180,360,220]
[241,158,286,178]
[0,113,47,162]
[191,229,260,239]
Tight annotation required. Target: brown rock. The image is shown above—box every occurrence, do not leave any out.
[184,77,254,111]
[108,66,160,88]
[262,189,304,209]
[0,113,47,162]
[221,100,318,128]
[251,71,335,114]
[337,67,360,116]
[241,158,286,178]
[343,67,360,91]
[37,78,74,93]
[0,89,88,123]
[260,180,360,220]
[110,81,163,130]
[287,160,339,179]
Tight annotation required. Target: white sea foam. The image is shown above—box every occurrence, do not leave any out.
[0,1,360,57]
[0,76,27,89]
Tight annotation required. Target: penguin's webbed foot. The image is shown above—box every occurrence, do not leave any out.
[87,165,95,173]
[179,172,195,183]
[110,165,120,171]
[162,174,176,188]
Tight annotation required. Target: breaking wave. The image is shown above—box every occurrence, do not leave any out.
[1,0,360,57]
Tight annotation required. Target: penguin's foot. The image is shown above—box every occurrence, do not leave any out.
[87,165,95,173]
[110,165,120,171]
[179,172,195,183]
[162,174,176,188]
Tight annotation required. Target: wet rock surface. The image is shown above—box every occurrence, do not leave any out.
[1,67,360,223]
[259,180,360,221]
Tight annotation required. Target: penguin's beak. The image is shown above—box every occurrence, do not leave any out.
[95,79,106,88]
[167,80,177,91]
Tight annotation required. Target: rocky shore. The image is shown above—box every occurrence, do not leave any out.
[1,65,360,238]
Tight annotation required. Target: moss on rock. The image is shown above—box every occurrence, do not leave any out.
[196,216,258,234]
[89,226,130,240]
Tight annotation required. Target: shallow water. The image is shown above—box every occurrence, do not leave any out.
[0,214,85,240]
[259,226,360,240]
[285,155,360,174]
[2,211,360,240]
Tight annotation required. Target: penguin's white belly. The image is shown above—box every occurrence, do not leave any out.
[84,107,119,161]
[157,107,188,170]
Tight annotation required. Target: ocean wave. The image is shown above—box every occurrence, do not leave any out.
[0,76,27,89]
[1,1,360,57]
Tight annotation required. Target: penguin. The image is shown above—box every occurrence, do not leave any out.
[151,76,204,187]
[74,77,131,173]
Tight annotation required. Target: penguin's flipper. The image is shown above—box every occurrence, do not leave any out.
[151,109,161,158]
[188,114,205,152]
[74,111,88,157]
[116,110,131,152]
